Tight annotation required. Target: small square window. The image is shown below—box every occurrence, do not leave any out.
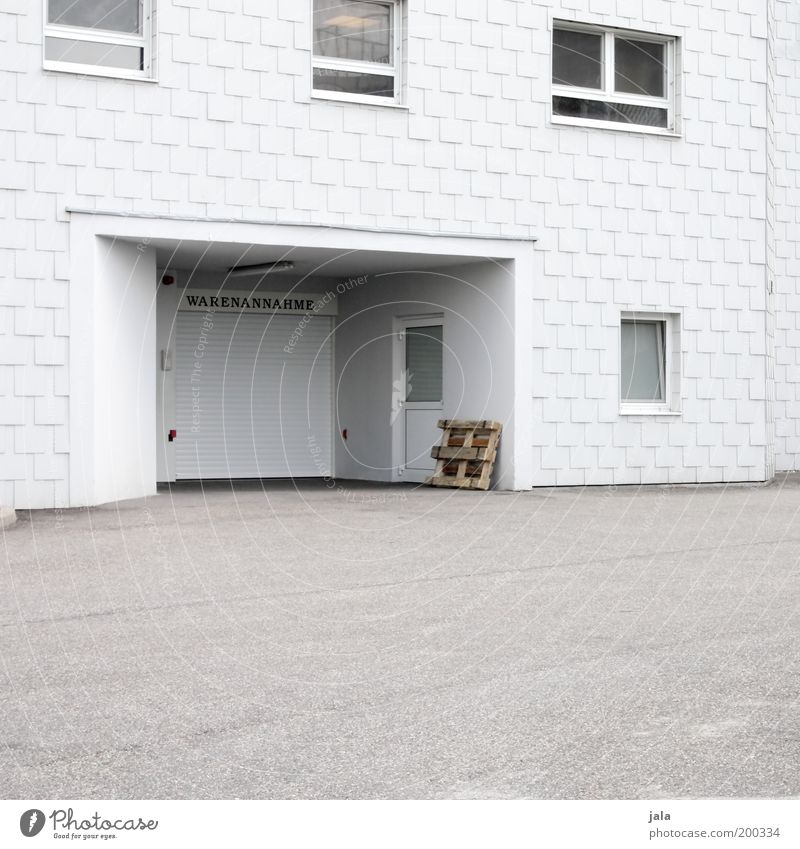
[312,0,401,104]
[44,0,152,78]
[552,23,675,132]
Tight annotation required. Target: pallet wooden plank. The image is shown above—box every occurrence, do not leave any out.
[437,419,502,431]
[429,422,454,481]
[431,445,489,460]
[475,427,501,489]
[427,476,490,490]
[456,425,474,481]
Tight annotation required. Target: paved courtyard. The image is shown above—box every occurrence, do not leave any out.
[2,477,799,799]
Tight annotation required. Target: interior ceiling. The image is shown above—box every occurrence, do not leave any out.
[137,238,490,278]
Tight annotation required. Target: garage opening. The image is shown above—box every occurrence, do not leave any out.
[152,239,520,490]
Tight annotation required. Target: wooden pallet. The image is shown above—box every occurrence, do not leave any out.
[426,419,502,491]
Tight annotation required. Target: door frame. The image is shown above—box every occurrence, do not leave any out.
[391,313,444,482]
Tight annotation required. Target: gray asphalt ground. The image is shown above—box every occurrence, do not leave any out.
[2,476,799,800]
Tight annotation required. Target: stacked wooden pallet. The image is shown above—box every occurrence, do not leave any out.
[426,419,502,491]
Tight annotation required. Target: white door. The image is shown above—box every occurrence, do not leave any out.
[174,311,332,479]
[398,317,444,483]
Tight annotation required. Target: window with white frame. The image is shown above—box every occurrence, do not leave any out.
[312,0,401,103]
[621,319,665,402]
[44,0,152,77]
[620,313,681,414]
[552,22,675,131]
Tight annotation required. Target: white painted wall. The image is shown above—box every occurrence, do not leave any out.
[155,272,180,483]
[334,260,518,488]
[68,225,157,506]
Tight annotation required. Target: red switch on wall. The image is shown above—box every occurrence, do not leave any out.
[168,429,177,442]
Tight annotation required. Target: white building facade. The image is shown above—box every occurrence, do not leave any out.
[1,0,799,508]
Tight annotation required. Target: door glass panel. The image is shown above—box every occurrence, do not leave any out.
[405,325,442,402]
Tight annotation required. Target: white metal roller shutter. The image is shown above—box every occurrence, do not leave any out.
[174,311,333,479]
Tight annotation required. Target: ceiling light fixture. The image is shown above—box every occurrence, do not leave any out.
[227,261,295,277]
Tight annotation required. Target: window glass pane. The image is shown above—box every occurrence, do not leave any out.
[45,37,143,70]
[615,38,665,97]
[552,28,603,89]
[621,321,664,402]
[48,0,141,34]
[313,67,394,97]
[405,325,443,403]
[313,0,393,64]
[552,96,668,128]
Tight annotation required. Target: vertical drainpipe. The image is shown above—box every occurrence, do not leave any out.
[765,0,777,482]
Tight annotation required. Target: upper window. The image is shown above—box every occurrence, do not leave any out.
[552,23,675,132]
[44,0,152,78]
[312,0,401,104]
